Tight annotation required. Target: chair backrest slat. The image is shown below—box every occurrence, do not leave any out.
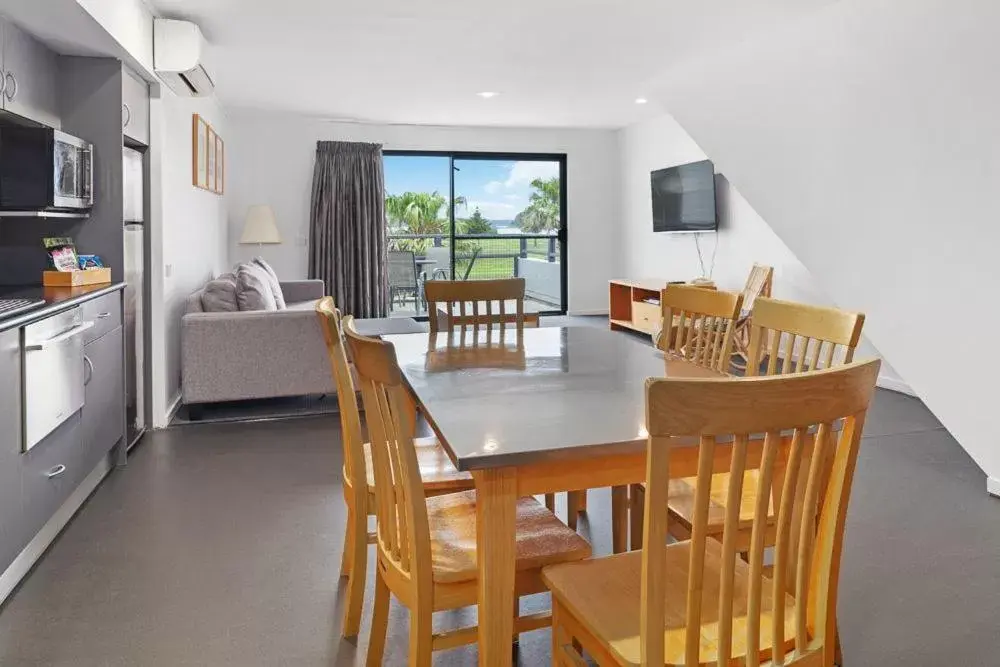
[344,323,433,600]
[425,278,526,335]
[745,429,782,667]
[315,299,366,491]
[641,359,881,666]
[747,298,865,376]
[742,264,775,315]
[660,284,744,373]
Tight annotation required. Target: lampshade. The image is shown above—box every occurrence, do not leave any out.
[240,205,282,245]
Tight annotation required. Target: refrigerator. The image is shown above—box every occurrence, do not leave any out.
[123,146,145,445]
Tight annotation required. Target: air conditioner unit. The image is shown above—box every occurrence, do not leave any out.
[154,19,215,97]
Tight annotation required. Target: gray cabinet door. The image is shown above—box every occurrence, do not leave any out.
[122,68,149,146]
[2,20,59,128]
[0,329,23,574]
[81,327,125,473]
[19,413,85,548]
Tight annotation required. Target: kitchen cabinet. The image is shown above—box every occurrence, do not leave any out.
[0,289,128,602]
[19,413,85,551]
[81,326,125,473]
[0,329,23,574]
[80,291,123,345]
[122,67,149,146]
[1,17,59,128]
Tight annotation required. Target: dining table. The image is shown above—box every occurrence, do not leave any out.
[383,325,794,667]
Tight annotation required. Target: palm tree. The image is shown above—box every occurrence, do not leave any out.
[515,177,560,233]
[385,192,467,253]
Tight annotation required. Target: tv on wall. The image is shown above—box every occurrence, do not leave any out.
[651,159,718,233]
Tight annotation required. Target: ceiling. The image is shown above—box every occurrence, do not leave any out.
[150,0,838,128]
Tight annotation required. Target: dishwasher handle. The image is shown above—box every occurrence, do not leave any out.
[25,321,94,351]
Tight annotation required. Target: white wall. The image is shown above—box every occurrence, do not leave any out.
[619,113,908,389]
[226,110,620,315]
[75,0,154,75]
[149,91,228,426]
[652,0,998,484]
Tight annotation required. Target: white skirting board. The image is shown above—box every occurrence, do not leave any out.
[0,455,113,607]
[154,392,182,429]
[876,374,916,396]
[988,476,1000,499]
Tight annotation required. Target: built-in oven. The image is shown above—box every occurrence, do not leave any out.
[22,308,94,452]
[0,118,93,215]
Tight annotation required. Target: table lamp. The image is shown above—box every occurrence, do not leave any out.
[240,205,282,248]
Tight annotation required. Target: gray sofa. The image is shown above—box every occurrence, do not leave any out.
[181,279,334,416]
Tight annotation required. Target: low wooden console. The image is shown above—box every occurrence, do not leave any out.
[609,279,666,335]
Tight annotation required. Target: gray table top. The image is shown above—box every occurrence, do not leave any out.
[384,326,725,471]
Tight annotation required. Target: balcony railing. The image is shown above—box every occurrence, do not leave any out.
[387,232,562,310]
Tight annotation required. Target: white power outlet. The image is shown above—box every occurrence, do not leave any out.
[165,263,173,278]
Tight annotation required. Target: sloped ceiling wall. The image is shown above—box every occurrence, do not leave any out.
[653,0,1000,484]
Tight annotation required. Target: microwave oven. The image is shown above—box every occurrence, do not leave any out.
[0,119,93,214]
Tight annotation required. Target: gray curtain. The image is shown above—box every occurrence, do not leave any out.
[309,141,388,317]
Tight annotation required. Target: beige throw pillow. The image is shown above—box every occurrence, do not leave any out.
[235,262,278,311]
[251,256,286,309]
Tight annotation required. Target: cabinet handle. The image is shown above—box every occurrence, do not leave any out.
[84,354,94,385]
[46,465,67,479]
[97,312,112,319]
[5,73,16,102]
[123,103,131,128]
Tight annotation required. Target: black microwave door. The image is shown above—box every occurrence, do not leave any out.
[0,125,53,209]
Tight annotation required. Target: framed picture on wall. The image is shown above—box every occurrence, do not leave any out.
[192,114,209,188]
[207,127,217,189]
[215,135,225,194]
[192,114,224,195]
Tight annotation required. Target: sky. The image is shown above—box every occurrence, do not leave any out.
[383,156,559,222]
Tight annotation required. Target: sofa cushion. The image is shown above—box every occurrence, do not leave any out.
[201,272,240,312]
[235,263,278,312]
[252,256,286,309]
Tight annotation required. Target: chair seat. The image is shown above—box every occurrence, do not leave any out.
[426,491,592,584]
[542,539,798,666]
[363,437,473,495]
[667,470,775,534]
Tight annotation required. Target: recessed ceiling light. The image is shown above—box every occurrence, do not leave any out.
[635,97,648,105]
[478,91,499,99]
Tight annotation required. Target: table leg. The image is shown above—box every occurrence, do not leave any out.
[611,485,628,553]
[475,467,518,667]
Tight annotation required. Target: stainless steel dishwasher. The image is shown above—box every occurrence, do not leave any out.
[22,308,93,452]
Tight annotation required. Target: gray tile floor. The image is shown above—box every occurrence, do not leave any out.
[1,388,997,665]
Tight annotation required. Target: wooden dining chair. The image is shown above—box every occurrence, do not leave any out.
[732,264,775,371]
[424,277,528,335]
[657,283,744,373]
[315,298,476,639]
[618,285,745,553]
[543,358,880,667]
[343,325,592,666]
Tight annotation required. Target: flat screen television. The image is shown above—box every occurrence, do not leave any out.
[651,159,717,233]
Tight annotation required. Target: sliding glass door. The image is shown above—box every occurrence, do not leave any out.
[383,151,567,318]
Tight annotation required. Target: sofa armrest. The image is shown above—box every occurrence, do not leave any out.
[280,279,325,303]
[181,308,335,404]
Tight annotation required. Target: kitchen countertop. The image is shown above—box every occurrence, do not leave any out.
[0,282,126,332]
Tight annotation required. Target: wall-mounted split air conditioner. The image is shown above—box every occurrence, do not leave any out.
[154,18,214,97]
